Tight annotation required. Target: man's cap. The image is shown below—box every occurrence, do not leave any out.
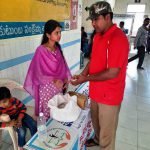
[86,1,112,20]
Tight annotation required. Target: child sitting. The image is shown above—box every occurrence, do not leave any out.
[0,87,37,150]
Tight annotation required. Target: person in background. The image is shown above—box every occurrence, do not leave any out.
[146,25,150,54]
[128,18,150,70]
[81,26,88,55]
[71,1,129,150]
[119,21,128,34]
[24,20,71,120]
[119,21,126,33]
[0,87,37,150]
[86,30,96,59]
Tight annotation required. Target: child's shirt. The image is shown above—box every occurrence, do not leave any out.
[0,97,27,127]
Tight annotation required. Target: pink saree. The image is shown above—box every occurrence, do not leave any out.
[24,45,71,118]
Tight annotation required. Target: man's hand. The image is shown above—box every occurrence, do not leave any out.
[71,74,87,86]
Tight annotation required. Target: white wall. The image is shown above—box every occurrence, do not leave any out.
[114,0,150,14]
[113,0,150,36]
[82,0,116,33]
[0,0,82,106]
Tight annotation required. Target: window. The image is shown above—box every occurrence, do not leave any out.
[127,4,145,13]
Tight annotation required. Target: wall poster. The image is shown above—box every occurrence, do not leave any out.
[0,0,71,39]
[70,0,78,30]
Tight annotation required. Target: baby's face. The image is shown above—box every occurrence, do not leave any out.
[0,98,10,108]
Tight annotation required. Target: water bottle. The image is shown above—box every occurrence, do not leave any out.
[37,112,47,141]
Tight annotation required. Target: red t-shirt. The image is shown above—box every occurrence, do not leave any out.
[89,24,129,105]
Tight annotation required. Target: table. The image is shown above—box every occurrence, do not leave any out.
[24,83,94,150]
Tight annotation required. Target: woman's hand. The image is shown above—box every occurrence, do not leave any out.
[53,79,63,89]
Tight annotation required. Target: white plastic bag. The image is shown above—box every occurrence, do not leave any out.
[48,93,81,122]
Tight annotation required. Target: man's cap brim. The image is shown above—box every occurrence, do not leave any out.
[86,11,111,21]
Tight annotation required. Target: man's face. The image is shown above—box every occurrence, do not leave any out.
[91,15,108,33]
[0,99,10,108]
[144,19,150,27]
[119,23,124,28]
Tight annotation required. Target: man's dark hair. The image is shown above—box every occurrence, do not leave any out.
[144,17,150,22]
[101,12,113,20]
[120,21,125,26]
[81,26,85,30]
[0,87,11,101]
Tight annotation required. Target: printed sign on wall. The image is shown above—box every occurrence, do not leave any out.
[0,0,70,21]
[0,0,71,39]
[70,0,78,30]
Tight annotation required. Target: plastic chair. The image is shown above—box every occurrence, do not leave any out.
[0,126,18,150]
[0,78,34,150]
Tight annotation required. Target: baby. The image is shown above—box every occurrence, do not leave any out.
[0,87,37,150]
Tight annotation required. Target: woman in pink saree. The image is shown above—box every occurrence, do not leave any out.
[24,20,71,120]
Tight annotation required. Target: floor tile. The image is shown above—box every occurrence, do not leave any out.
[138,120,150,134]
[86,146,99,150]
[137,84,150,98]
[138,132,150,149]
[137,96,150,105]
[138,111,150,122]
[137,102,150,113]
[116,127,137,146]
[119,107,138,119]
[125,76,137,94]
[138,147,150,150]
[116,141,137,150]
[118,114,137,131]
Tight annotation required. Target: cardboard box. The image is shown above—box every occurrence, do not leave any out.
[68,91,87,109]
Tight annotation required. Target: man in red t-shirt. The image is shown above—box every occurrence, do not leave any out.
[71,1,129,150]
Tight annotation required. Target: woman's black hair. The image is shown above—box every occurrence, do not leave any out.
[41,19,64,57]
[0,87,11,101]
[56,42,64,58]
[41,20,62,44]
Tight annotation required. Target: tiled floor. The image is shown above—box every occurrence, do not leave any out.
[1,50,150,150]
